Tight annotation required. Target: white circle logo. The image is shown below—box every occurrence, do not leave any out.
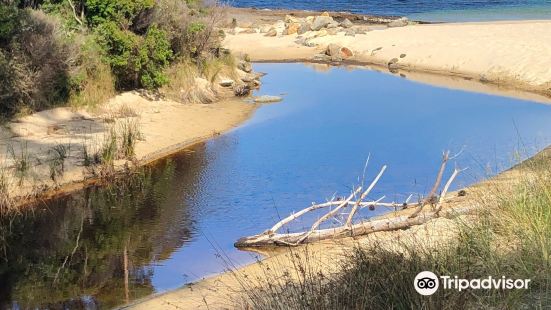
[414,271,439,296]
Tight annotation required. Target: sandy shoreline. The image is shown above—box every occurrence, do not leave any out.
[224,17,551,97]
[123,8,551,310]
[0,92,256,209]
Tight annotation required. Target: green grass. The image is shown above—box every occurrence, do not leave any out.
[235,163,551,309]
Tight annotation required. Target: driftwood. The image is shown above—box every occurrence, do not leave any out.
[235,152,468,248]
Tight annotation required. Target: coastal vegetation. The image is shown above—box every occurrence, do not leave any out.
[0,0,230,119]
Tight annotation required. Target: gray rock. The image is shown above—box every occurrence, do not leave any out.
[254,95,283,103]
[388,17,409,28]
[345,29,356,36]
[297,23,311,35]
[341,18,354,28]
[311,16,334,31]
[326,22,339,29]
[295,36,307,45]
[400,53,407,58]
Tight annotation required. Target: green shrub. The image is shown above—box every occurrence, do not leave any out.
[85,0,155,27]
[97,22,172,90]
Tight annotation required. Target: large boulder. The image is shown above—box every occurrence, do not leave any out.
[311,16,334,31]
[388,17,409,27]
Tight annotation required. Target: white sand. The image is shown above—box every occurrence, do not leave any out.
[224,20,551,95]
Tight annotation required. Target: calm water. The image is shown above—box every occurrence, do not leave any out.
[2,63,551,309]
[230,0,551,21]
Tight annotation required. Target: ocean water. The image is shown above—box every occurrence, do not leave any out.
[229,0,551,22]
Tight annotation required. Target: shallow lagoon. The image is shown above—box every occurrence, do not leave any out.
[2,63,551,308]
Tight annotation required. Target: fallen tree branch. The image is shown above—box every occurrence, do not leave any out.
[236,152,465,248]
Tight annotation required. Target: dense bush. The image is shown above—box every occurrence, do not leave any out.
[96,22,172,89]
[0,5,71,117]
[0,0,230,118]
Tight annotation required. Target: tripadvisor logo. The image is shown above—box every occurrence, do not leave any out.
[414,271,531,296]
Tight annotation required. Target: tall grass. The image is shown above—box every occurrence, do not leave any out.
[235,163,551,309]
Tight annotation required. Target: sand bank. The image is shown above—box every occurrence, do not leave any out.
[224,20,551,97]
[0,93,255,208]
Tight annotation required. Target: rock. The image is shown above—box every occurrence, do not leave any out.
[265,28,277,37]
[341,18,353,28]
[311,16,334,31]
[297,23,311,35]
[284,23,301,35]
[306,16,315,23]
[315,29,328,37]
[388,58,400,69]
[234,84,251,97]
[388,17,409,28]
[327,28,339,35]
[285,15,299,23]
[340,47,353,58]
[345,29,356,36]
[326,44,353,59]
[254,95,283,103]
[238,61,253,73]
[326,22,339,29]
[295,36,307,45]
[325,43,342,57]
[219,79,234,87]
[304,41,318,47]
[400,53,407,58]
[320,12,330,17]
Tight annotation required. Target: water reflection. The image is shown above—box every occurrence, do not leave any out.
[0,146,207,309]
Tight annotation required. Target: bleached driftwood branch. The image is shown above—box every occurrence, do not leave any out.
[235,152,470,248]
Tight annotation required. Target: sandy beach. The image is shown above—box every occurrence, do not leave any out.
[224,19,551,96]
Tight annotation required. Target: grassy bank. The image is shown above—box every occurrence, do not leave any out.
[234,155,551,309]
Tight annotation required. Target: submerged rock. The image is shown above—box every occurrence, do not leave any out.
[254,95,283,103]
